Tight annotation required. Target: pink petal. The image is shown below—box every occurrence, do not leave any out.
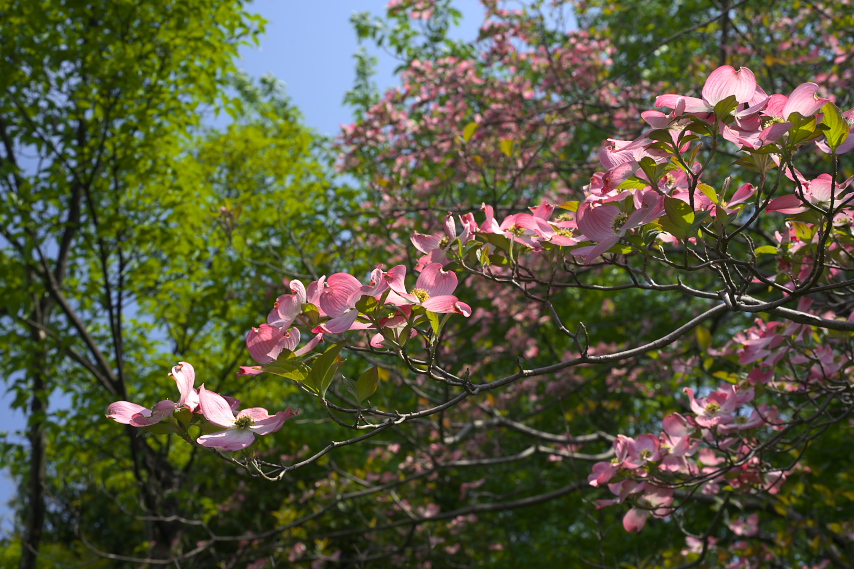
[808,174,835,204]
[289,280,307,303]
[576,202,620,242]
[249,408,298,436]
[581,237,621,264]
[294,333,324,356]
[421,295,470,316]
[197,429,256,451]
[305,276,326,312]
[623,508,650,533]
[130,400,175,427]
[237,407,272,421]
[443,214,457,239]
[319,273,362,317]
[170,362,196,408]
[268,294,303,329]
[237,366,265,377]
[281,328,300,352]
[655,95,708,113]
[317,309,361,334]
[411,232,442,255]
[370,333,387,348]
[783,83,829,119]
[198,386,236,428]
[415,263,458,297]
[247,324,285,365]
[663,413,695,438]
[816,136,854,155]
[106,401,150,424]
[384,265,408,296]
[728,183,756,206]
[766,194,807,214]
[702,65,756,106]
[764,94,789,117]
[641,110,672,129]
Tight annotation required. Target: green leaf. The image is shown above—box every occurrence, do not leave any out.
[605,244,633,254]
[426,310,440,336]
[754,245,778,255]
[660,196,695,239]
[500,138,514,157]
[821,102,850,151]
[638,157,660,186]
[356,366,380,403]
[646,129,674,144]
[696,325,711,352]
[262,360,308,382]
[355,295,378,313]
[713,95,738,122]
[462,122,478,143]
[481,232,511,251]
[787,112,820,145]
[143,422,180,436]
[305,342,345,397]
[698,183,718,204]
[789,220,814,241]
[616,176,650,190]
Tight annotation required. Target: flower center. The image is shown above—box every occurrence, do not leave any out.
[234,416,254,429]
[705,402,721,414]
[640,449,652,459]
[506,225,525,236]
[554,227,574,238]
[412,288,431,303]
[611,212,629,232]
[438,237,450,249]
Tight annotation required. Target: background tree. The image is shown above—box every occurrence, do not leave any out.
[0,2,342,566]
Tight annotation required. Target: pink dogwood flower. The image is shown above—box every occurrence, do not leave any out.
[766,173,854,214]
[313,273,373,334]
[575,191,664,262]
[411,213,475,269]
[196,386,297,451]
[106,362,199,427]
[268,280,306,329]
[387,263,472,316]
[623,484,674,533]
[656,65,760,115]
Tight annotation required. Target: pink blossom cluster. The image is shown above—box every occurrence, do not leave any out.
[338,6,622,198]
[106,362,297,451]
[240,263,473,374]
[401,67,854,268]
[589,381,783,532]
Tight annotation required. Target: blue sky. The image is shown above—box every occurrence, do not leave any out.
[0,0,484,537]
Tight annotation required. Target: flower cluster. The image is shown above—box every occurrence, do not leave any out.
[240,263,473,375]
[106,362,297,451]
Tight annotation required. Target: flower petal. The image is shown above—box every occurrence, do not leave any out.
[106,401,150,424]
[702,65,756,106]
[422,295,469,315]
[247,324,285,365]
[250,408,298,436]
[319,273,362,317]
[171,362,196,409]
[197,429,256,452]
[415,263,458,297]
[198,385,236,428]
[783,83,829,119]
